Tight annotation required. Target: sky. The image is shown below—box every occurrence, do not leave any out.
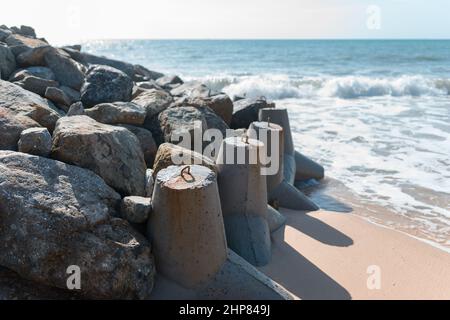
[1,0,450,44]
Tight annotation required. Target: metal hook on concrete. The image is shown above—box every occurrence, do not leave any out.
[180,165,194,182]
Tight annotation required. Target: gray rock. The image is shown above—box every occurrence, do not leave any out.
[52,116,147,196]
[85,102,146,125]
[0,43,16,80]
[4,34,47,53]
[0,28,12,42]
[133,64,164,81]
[45,87,72,110]
[0,151,155,299]
[203,94,233,125]
[118,124,157,167]
[0,80,61,131]
[44,49,86,90]
[67,102,85,116]
[11,25,36,38]
[120,196,152,224]
[80,65,133,107]
[68,51,135,77]
[0,107,41,150]
[170,82,211,98]
[136,80,163,91]
[17,127,52,157]
[155,75,183,89]
[230,98,275,129]
[9,66,55,82]
[144,169,155,197]
[15,75,59,96]
[60,85,80,103]
[16,45,52,66]
[132,88,173,119]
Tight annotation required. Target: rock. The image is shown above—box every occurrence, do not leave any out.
[145,169,155,197]
[16,45,51,66]
[170,82,211,98]
[44,49,85,90]
[0,43,16,80]
[152,143,217,176]
[67,102,85,116]
[118,124,157,167]
[85,102,146,125]
[11,25,36,38]
[133,65,164,81]
[0,151,155,299]
[81,65,133,107]
[17,127,52,157]
[60,85,81,103]
[70,51,135,77]
[136,80,163,90]
[0,107,41,150]
[4,34,48,54]
[9,66,55,82]
[15,75,59,96]
[230,98,275,129]
[52,116,147,196]
[203,94,233,125]
[132,88,173,119]
[45,87,72,110]
[0,28,12,42]
[0,80,61,131]
[120,196,151,224]
[155,75,183,89]
[157,106,207,146]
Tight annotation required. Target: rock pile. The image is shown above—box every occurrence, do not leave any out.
[0,25,324,300]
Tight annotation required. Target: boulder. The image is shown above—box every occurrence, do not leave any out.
[17,127,52,157]
[155,75,183,89]
[0,151,155,299]
[11,25,36,38]
[52,116,147,196]
[136,80,163,91]
[0,28,12,42]
[144,169,155,197]
[0,107,41,150]
[81,65,133,107]
[132,88,173,119]
[203,94,233,125]
[118,124,157,167]
[16,45,52,67]
[60,85,81,103]
[4,34,48,55]
[67,51,135,77]
[133,65,164,81]
[15,76,59,96]
[0,80,61,130]
[44,49,85,90]
[230,98,275,129]
[170,82,211,98]
[152,143,217,176]
[85,102,146,125]
[9,66,55,82]
[45,87,72,110]
[120,196,152,224]
[195,105,229,137]
[0,43,16,80]
[67,102,85,116]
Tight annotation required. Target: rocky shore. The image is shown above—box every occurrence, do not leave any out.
[0,25,324,299]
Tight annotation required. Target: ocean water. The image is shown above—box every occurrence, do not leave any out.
[83,40,450,249]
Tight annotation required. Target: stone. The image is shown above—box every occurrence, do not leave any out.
[204,94,233,125]
[16,45,52,67]
[45,87,72,110]
[133,64,164,81]
[60,85,81,103]
[0,28,12,42]
[0,80,61,131]
[120,196,152,224]
[118,124,157,167]
[170,82,211,98]
[9,66,55,82]
[155,75,183,89]
[81,65,133,107]
[145,169,155,197]
[17,127,52,157]
[67,102,85,116]
[70,51,135,77]
[152,143,217,176]
[44,49,86,90]
[85,102,146,125]
[230,98,275,129]
[4,34,47,51]
[194,105,229,138]
[0,43,16,80]
[11,25,36,38]
[0,107,41,150]
[15,75,59,96]
[0,151,155,299]
[136,80,163,90]
[132,88,173,119]
[52,116,147,196]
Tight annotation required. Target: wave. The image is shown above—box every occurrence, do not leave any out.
[190,74,450,100]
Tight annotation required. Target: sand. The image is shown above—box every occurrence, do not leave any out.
[258,209,450,300]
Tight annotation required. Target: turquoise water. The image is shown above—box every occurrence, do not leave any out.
[84,40,450,248]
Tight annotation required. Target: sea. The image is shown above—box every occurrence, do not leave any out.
[82,39,450,251]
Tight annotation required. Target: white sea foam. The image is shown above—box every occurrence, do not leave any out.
[190,74,450,100]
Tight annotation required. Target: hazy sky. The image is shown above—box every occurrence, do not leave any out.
[1,0,449,44]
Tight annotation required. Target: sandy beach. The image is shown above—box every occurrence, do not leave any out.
[259,209,450,300]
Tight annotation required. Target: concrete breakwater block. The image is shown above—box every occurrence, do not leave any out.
[295,150,325,180]
[267,205,286,233]
[259,108,294,155]
[216,137,271,266]
[148,165,227,289]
